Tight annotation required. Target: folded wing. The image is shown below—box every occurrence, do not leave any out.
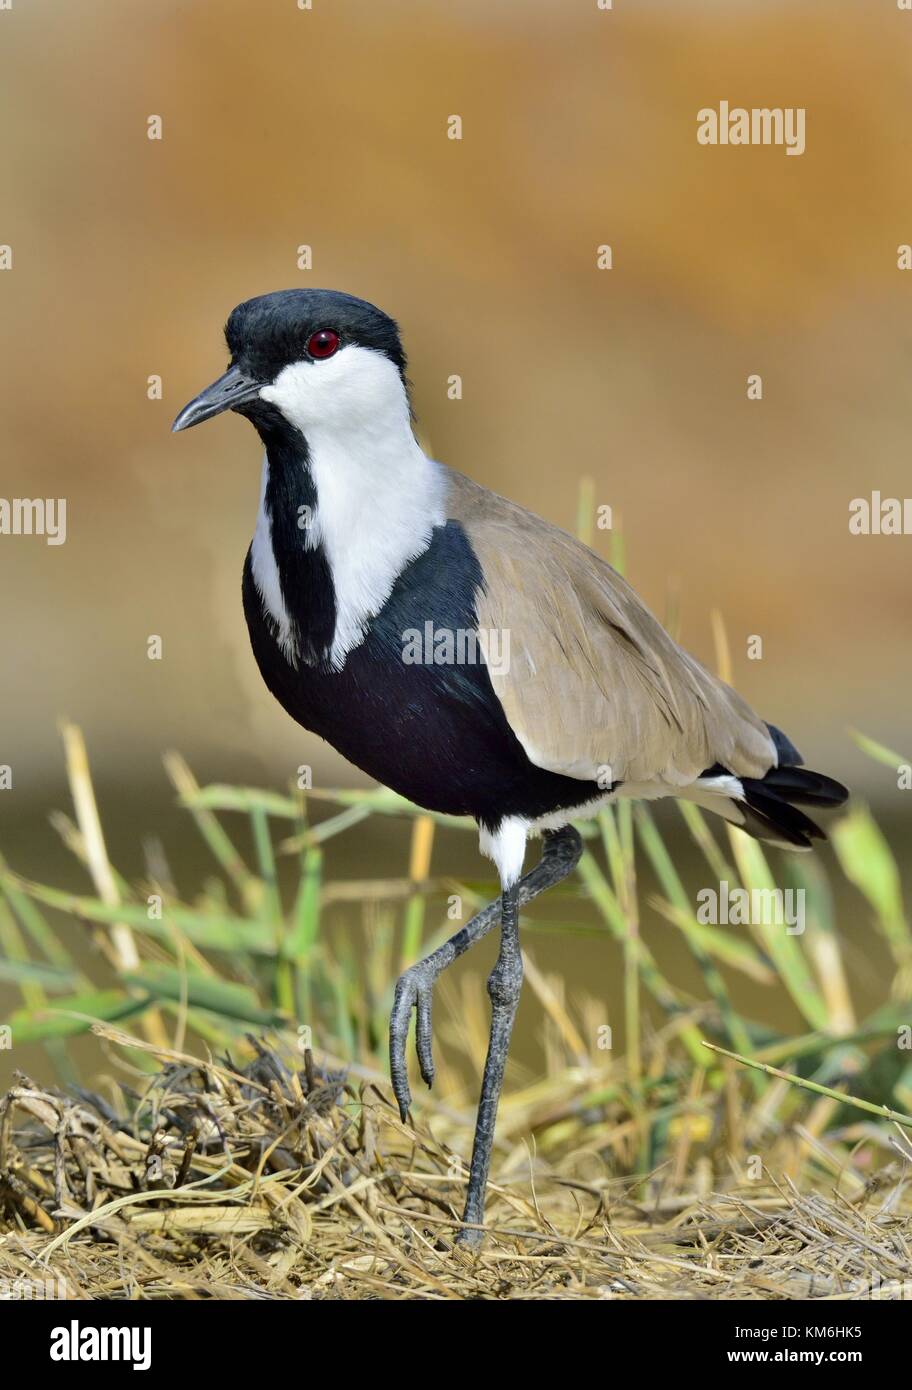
[445,468,776,789]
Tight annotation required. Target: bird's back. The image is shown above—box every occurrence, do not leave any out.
[442,466,777,791]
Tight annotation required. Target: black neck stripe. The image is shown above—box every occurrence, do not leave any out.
[255,413,337,667]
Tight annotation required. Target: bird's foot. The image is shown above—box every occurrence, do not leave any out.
[389,957,441,1121]
[453,1222,485,1252]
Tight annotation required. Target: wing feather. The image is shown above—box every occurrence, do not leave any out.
[445,469,775,786]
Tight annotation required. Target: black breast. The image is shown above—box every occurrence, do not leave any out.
[242,520,602,827]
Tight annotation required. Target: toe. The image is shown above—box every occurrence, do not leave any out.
[389,979,417,1119]
[415,988,435,1088]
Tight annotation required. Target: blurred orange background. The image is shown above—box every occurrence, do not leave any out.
[0,0,908,859]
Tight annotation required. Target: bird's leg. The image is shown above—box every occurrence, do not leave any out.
[389,826,582,1120]
[455,878,522,1248]
[455,826,582,1247]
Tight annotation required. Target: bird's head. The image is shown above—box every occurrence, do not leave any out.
[172,288,409,440]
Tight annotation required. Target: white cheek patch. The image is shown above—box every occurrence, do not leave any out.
[260,344,402,434]
[259,345,446,668]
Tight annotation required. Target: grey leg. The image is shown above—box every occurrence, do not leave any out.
[455,879,522,1248]
[389,825,582,1119]
[387,825,583,1241]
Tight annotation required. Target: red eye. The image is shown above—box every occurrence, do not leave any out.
[307,328,340,360]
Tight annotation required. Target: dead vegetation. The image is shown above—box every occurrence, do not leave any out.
[1,1030,910,1301]
[2,724,911,1298]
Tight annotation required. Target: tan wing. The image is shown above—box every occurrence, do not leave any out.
[445,468,776,787]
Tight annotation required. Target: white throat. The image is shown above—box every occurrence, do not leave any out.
[253,345,447,668]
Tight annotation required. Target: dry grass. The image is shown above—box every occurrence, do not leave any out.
[2,1032,911,1301]
[2,719,911,1299]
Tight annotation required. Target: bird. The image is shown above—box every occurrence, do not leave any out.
[172,287,849,1247]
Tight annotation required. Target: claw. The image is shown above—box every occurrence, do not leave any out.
[415,988,435,1088]
[389,966,438,1119]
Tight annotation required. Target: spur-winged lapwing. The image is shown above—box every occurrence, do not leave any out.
[173,288,848,1247]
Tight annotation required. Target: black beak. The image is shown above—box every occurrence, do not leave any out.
[171,364,262,432]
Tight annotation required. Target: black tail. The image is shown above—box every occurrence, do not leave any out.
[737,724,849,850]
